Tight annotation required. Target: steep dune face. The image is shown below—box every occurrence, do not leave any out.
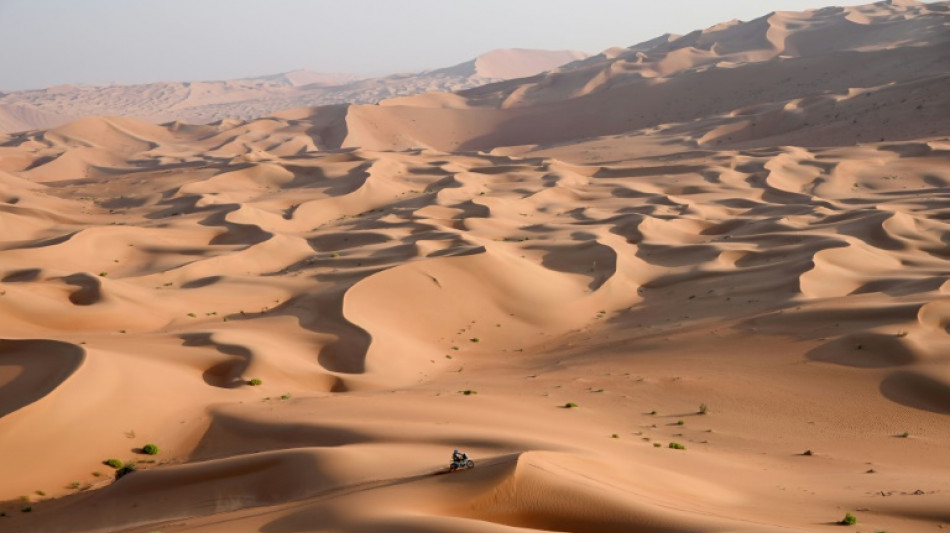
[471,49,590,79]
[1,2,949,532]
[0,49,588,134]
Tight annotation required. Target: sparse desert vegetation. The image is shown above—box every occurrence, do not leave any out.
[141,444,159,455]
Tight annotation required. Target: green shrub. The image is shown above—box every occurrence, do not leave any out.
[142,443,159,455]
[92,471,102,477]
[611,434,620,439]
[676,420,685,426]
[280,393,292,400]
[839,512,857,525]
[699,403,708,415]
[115,464,137,480]
[649,410,657,415]
[469,338,480,343]
[104,459,123,469]
[460,389,478,395]
[898,431,909,438]
[653,442,662,448]
[669,442,686,450]
[248,378,262,386]
[564,402,578,408]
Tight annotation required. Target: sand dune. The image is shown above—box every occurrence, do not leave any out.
[314,0,948,152]
[1,1,948,532]
[0,49,588,134]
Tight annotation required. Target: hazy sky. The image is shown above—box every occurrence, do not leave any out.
[0,0,896,91]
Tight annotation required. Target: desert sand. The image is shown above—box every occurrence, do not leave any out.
[0,49,588,134]
[0,1,948,532]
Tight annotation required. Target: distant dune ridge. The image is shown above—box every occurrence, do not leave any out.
[1,2,949,532]
[330,0,949,151]
[0,49,588,133]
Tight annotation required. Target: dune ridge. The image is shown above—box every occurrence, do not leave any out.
[309,0,948,152]
[0,49,588,134]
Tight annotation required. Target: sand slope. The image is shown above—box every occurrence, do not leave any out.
[0,2,948,532]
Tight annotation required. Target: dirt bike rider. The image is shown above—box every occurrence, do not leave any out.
[452,449,468,463]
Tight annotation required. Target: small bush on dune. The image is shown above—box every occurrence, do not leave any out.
[247,378,262,386]
[699,403,708,415]
[563,402,578,408]
[104,458,123,469]
[669,442,686,450]
[115,464,137,480]
[839,512,857,525]
[141,443,159,455]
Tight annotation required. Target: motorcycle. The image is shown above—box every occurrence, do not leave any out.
[449,456,475,471]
